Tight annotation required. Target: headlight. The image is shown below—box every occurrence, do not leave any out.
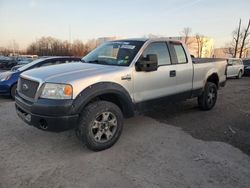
[0,73,12,81]
[40,83,73,99]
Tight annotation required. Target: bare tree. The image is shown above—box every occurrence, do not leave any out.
[223,45,234,57]
[195,34,210,58]
[239,19,250,58]
[180,27,192,46]
[225,19,250,58]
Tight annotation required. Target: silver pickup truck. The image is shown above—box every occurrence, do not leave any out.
[15,38,227,151]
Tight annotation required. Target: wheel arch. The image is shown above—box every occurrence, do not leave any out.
[72,82,135,118]
[206,72,219,88]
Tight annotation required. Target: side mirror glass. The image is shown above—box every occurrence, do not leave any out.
[136,54,158,72]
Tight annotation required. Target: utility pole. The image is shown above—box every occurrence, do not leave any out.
[239,19,250,58]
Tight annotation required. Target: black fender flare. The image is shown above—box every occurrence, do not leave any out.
[71,82,135,118]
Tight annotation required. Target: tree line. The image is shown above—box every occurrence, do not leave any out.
[26,37,98,57]
[0,37,99,57]
[1,21,249,58]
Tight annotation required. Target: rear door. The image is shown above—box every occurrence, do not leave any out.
[133,42,177,102]
[168,42,193,95]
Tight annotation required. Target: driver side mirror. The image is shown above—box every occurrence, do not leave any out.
[135,54,158,72]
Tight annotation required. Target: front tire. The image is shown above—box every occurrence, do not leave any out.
[198,82,217,111]
[10,84,17,100]
[78,101,123,151]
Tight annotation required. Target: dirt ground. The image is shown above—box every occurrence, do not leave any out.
[145,77,250,156]
[0,78,250,188]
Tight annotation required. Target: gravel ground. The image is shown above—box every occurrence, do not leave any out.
[0,78,250,188]
[145,77,250,155]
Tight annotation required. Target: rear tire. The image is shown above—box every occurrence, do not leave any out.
[198,82,217,111]
[237,70,243,79]
[10,84,17,100]
[77,101,123,151]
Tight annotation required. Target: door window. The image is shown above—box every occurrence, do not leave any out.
[142,42,171,66]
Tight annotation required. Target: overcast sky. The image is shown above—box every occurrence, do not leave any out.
[0,0,249,49]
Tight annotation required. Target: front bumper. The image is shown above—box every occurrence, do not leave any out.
[15,93,79,132]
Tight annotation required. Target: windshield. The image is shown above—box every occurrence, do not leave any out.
[82,41,144,66]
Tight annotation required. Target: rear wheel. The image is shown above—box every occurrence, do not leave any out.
[10,83,17,100]
[198,82,217,110]
[77,101,123,151]
[237,70,243,79]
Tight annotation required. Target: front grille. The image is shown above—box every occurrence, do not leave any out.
[18,77,39,99]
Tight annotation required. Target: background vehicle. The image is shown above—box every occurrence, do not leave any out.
[0,57,18,70]
[226,58,244,79]
[243,58,250,76]
[15,39,227,151]
[11,59,33,71]
[0,56,80,98]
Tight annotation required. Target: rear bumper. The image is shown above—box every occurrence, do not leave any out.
[15,93,79,132]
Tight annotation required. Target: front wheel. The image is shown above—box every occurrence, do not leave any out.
[78,101,123,151]
[198,82,217,111]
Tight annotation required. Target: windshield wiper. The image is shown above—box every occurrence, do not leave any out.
[88,60,99,63]
[87,60,107,65]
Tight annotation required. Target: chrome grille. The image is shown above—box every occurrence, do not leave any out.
[18,77,39,99]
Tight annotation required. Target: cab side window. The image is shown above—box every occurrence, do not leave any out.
[142,42,171,66]
[172,43,187,64]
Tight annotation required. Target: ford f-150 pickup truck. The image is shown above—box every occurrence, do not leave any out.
[15,38,227,151]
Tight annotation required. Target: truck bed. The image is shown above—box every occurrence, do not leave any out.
[193,58,226,63]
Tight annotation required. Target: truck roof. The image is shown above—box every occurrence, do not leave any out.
[111,38,183,43]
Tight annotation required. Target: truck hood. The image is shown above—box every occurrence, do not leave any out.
[21,62,126,83]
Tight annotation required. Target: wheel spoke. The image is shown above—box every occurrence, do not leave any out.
[92,120,99,129]
[108,118,117,126]
[105,130,113,139]
[94,131,103,141]
[102,112,110,121]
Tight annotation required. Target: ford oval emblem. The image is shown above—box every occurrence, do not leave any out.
[22,84,29,91]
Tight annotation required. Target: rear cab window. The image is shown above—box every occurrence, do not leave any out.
[170,43,188,64]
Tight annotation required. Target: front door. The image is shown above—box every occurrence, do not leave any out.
[133,42,177,103]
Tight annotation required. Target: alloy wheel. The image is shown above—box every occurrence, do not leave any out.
[90,112,118,143]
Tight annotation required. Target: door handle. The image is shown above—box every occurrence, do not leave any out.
[170,70,176,77]
[121,74,131,81]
